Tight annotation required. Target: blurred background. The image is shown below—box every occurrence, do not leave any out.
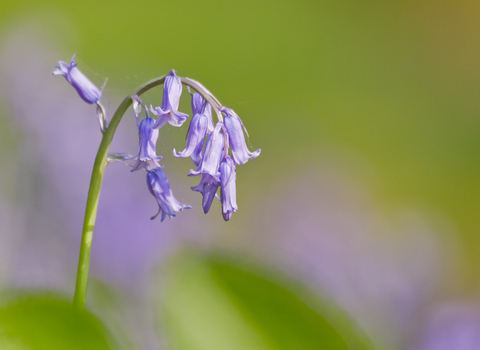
[0,0,479,349]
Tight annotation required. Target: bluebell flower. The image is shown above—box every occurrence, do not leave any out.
[151,70,189,129]
[188,123,225,177]
[53,54,102,104]
[146,168,191,221]
[191,173,220,214]
[221,107,261,165]
[131,96,163,171]
[173,93,214,166]
[191,92,214,133]
[219,156,238,221]
[108,96,162,171]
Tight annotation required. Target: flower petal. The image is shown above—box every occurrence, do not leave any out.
[53,54,102,104]
[221,107,261,165]
[146,168,191,221]
[219,156,238,221]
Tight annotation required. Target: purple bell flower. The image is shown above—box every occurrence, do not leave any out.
[191,92,214,133]
[191,173,220,214]
[131,96,163,171]
[108,96,162,171]
[188,123,225,178]
[131,118,162,171]
[150,69,189,129]
[221,107,261,165]
[53,54,102,104]
[146,168,191,221]
[219,156,238,221]
[173,94,214,166]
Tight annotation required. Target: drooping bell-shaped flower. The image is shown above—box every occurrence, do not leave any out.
[108,96,162,171]
[191,92,214,133]
[53,54,102,104]
[219,156,238,221]
[146,168,191,221]
[173,93,214,166]
[151,69,189,129]
[131,117,163,171]
[188,122,225,177]
[131,96,163,171]
[172,111,208,166]
[221,107,261,165]
[191,173,220,214]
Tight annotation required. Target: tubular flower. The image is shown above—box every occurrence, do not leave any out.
[151,69,189,129]
[188,123,225,178]
[221,107,261,165]
[108,96,162,171]
[53,54,102,104]
[173,94,214,166]
[191,92,214,133]
[131,96,163,171]
[146,168,191,221]
[219,156,238,221]
[191,173,220,214]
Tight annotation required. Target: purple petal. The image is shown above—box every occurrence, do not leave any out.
[52,54,102,104]
[222,107,261,165]
[191,173,220,214]
[152,69,188,128]
[188,123,224,177]
[173,112,209,165]
[219,156,238,221]
[146,168,191,221]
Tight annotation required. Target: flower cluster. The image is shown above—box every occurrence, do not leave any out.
[54,56,260,222]
[111,71,192,221]
[179,98,261,221]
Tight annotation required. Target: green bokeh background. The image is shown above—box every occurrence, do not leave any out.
[1,0,480,348]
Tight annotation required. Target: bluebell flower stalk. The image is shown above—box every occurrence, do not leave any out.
[53,59,260,309]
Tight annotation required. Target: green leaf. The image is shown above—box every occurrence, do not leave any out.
[0,294,115,350]
[159,253,374,350]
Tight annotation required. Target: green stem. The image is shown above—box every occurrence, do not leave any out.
[73,76,166,310]
[72,74,223,310]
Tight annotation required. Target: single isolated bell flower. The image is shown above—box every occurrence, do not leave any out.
[146,168,191,222]
[219,155,238,221]
[221,107,261,165]
[53,53,103,104]
[151,69,189,129]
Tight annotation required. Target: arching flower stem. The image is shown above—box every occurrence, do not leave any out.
[73,75,225,310]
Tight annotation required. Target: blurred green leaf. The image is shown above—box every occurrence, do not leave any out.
[0,295,114,350]
[159,253,374,350]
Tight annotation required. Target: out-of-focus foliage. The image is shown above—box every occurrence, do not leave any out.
[158,253,374,350]
[0,295,114,350]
